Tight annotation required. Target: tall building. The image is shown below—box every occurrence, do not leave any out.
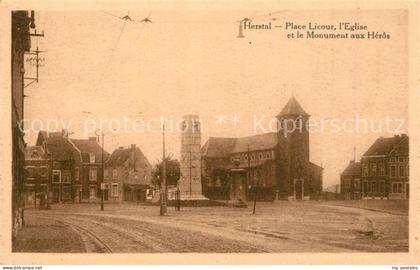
[202,96,323,201]
[11,10,33,238]
[179,115,203,197]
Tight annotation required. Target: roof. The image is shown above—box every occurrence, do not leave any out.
[389,136,409,156]
[70,139,109,163]
[35,131,76,161]
[201,137,237,158]
[277,96,309,117]
[231,133,278,153]
[107,146,150,167]
[25,145,45,160]
[362,135,408,157]
[341,161,361,177]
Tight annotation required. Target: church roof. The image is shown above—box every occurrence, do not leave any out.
[277,96,309,117]
[231,133,278,153]
[202,133,278,157]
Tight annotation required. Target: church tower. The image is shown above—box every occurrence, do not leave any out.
[276,96,310,200]
[179,114,203,197]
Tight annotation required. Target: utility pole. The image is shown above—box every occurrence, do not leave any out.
[101,131,104,211]
[160,122,167,216]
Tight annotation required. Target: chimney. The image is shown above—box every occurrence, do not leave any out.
[88,136,97,142]
[118,146,124,150]
[130,144,136,150]
[62,129,68,138]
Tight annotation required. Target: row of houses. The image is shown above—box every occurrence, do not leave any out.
[24,130,152,206]
[340,134,409,200]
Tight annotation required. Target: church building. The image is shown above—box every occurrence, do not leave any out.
[201,97,323,201]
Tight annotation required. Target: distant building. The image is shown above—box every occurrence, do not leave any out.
[24,146,48,207]
[360,134,409,199]
[340,161,362,200]
[104,144,152,202]
[202,97,323,201]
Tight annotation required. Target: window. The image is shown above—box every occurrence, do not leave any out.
[113,169,118,180]
[354,179,360,189]
[111,183,119,197]
[399,166,405,177]
[371,163,377,175]
[53,170,61,183]
[362,164,369,176]
[390,166,397,177]
[104,169,109,179]
[40,167,47,176]
[89,186,96,198]
[398,157,404,163]
[266,152,270,159]
[74,168,79,182]
[259,153,263,159]
[244,155,248,160]
[392,182,403,193]
[295,117,302,130]
[89,153,95,163]
[89,168,97,181]
[379,181,385,193]
[250,154,255,160]
[62,171,71,183]
[390,157,396,163]
[280,119,285,129]
[370,181,376,193]
[379,163,385,176]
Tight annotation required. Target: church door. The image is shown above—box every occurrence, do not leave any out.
[295,179,303,200]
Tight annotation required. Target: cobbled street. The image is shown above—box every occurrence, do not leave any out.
[14,201,408,253]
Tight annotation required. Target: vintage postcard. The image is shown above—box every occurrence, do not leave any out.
[0,0,419,265]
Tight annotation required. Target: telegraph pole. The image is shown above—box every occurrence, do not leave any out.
[101,131,104,211]
[160,122,167,216]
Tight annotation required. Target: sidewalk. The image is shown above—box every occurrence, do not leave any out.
[12,210,85,252]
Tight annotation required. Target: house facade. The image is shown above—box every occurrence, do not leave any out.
[32,130,108,203]
[340,161,362,200]
[359,134,409,199]
[69,137,109,202]
[202,97,323,201]
[104,144,152,202]
[24,146,49,207]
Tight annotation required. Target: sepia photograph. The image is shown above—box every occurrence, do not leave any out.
[1,0,420,266]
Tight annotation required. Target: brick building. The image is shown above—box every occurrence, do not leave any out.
[340,161,362,200]
[104,144,152,202]
[23,146,48,207]
[12,10,37,237]
[202,97,323,201]
[360,134,409,199]
[33,130,109,203]
[69,137,109,202]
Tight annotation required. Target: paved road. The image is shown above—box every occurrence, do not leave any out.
[24,202,408,253]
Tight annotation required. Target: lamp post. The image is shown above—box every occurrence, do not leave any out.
[96,129,105,211]
[160,122,167,216]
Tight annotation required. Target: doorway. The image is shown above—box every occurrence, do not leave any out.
[294,179,304,200]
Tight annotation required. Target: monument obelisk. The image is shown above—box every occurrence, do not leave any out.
[179,114,207,199]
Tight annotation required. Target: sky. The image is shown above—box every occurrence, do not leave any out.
[23,8,408,188]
